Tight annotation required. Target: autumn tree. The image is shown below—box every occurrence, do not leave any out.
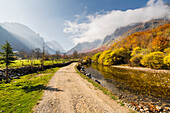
[164,48,170,55]
[34,48,41,59]
[164,53,170,67]
[98,50,111,64]
[130,54,143,66]
[0,41,15,82]
[131,47,141,56]
[55,51,61,60]
[92,52,102,63]
[151,36,169,51]
[141,52,164,69]
[73,50,78,59]
[18,50,28,59]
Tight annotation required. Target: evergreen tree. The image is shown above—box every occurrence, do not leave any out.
[0,41,15,82]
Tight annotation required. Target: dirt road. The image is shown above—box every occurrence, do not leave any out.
[33,63,129,113]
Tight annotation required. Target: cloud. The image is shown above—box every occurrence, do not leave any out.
[63,0,170,44]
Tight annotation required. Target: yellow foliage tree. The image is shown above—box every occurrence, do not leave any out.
[92,52,102,63]
[141,52,164,69]
[98,50,111,64]
[164,53,170,67]
[131,47,141,56]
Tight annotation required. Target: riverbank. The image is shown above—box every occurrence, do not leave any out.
[84,63,170,112]
[112,65,170,74]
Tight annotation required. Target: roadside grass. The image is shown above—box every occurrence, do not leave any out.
[0,67,60,113]
[0,59,70,69]
[74,66,118,101]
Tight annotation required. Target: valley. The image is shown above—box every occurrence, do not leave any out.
[0,1,170,112]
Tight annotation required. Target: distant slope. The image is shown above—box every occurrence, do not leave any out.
[89,19,170,53]
[111,23,170,50]
[98,22,142,47]
[0,26,29,52]
[46,41,65,53]
[0,22,56,54]
[67,39,101,54]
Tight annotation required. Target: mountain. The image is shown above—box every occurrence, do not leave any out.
[67,39,101,54]
[67,19,169,54]
[0,25,30,52]
[89,19,170,53]
[46,41,65,53]
[98,22,142,47]
[0,22,56,54]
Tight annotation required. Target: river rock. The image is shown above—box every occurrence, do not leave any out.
[86,73,91,78]
[95,80,100,84]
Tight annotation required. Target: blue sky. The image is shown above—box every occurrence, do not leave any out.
[0,0,169,51]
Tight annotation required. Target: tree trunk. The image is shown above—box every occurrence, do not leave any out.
[6,65,9,83]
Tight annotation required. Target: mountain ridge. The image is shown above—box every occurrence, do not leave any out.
[46,40,66,53]
[0,22,65,54]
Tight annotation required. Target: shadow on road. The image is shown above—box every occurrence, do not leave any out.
[22,84,64,92]
[45,86,64,92]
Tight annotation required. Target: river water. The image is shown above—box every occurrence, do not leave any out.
[84,63,170,106]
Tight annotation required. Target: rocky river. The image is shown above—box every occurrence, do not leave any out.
[83,63,170,112]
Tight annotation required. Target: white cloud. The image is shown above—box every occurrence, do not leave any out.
[63,0,170,44]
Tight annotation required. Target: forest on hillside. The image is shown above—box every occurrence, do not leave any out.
[91,23,170,69]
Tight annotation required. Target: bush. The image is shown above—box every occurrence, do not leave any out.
[130,54,143,66]
[131,47,141,56]
[141,52,164,69]
[92,52,102,63]
[83,57,91,64]
[164,53,170,67]
[103,53,112,65]
[98,50,111,64]
[140,49,151,55]
[164,47,170,55]
[112,48,130,64]
[103,48,130,65]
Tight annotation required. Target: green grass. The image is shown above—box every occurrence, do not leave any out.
[74,66,118,101]
[0,67,60,113]
[0,59,70,69]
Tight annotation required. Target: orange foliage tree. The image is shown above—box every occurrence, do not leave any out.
[151,36,169,51]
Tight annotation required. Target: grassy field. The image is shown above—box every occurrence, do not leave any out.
[0,59,70,69]
[0,67,60,113]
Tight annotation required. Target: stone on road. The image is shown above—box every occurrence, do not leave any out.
[33,63,129,113]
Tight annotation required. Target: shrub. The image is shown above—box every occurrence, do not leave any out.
[141,52,164,69]
[140,49,151,55]
[130,54,143,66]
[103,53,112,65]
[92,52,102,63]
[131,47,141,56]
[112,48,130,64]
[164,47,170,55]
[98,50,111,64]
[164,53,170,67]
[84,57,91,64]
[103,48,130,65]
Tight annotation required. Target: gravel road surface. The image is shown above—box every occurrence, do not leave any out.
[33,63,129,113]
